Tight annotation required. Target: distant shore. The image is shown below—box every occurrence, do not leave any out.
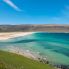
[0,25,69,32]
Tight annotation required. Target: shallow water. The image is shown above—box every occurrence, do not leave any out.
[0,32,69,65]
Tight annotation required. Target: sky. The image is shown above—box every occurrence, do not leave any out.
[0,0,69,24]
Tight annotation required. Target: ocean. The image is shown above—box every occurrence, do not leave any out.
[0,32,69,65]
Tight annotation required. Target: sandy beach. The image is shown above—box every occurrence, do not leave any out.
[0,32,39,60]
[0,32,34,40]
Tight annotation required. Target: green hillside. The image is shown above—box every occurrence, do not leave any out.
[0,50,57,69]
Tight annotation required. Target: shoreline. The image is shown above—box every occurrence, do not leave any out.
[0,32,42,60]
[0,32,68,40]
[2,46,40,60]
[1,48,69,69]
[0,32,35,40]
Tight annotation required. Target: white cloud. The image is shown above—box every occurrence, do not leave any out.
[3,0,22,11]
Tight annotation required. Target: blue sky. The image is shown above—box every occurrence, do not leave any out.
[0,0,69,24]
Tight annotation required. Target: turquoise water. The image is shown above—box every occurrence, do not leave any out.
[0,32,69,65]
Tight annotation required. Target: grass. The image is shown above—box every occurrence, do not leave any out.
[0,50,56,69]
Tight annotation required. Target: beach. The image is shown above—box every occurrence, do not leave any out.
[0,32,39,60]
[0,32,34,40]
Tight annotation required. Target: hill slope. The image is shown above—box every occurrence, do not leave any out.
[0,51,56,69]
[0,25,69,32]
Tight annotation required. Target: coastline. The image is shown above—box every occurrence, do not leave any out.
[0,32,68,41]
[5,46,39,60]
[0,32,69,69]
[0,32,35,40]
[0,32,39,60]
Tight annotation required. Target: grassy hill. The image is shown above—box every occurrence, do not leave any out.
[0,50,56,69]
[0,25,69,32]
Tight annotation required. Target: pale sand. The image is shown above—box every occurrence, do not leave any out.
[0,32,35,40]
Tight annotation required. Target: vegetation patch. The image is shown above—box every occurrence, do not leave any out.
[0,50,56,69]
